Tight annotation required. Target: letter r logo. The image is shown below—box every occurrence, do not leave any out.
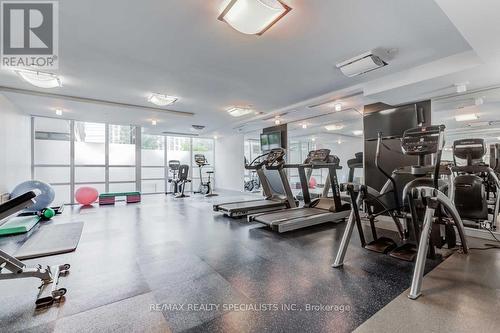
[2,2,54,55]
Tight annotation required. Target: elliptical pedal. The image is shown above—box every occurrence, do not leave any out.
[389,243,418,261]
[364,237,397,254]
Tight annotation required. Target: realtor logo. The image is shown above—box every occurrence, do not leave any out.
[1,1,58,69]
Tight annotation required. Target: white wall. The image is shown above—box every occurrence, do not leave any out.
[0,94,31,193]
[214,134,245,192]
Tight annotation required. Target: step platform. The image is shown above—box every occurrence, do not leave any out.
[99,192,141,205]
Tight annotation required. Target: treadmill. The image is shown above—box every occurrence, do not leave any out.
[213,148,297,217]
[249,149,351,233]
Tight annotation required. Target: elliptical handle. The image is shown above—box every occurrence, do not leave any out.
[375,132,400,208]
[433,126,446,189]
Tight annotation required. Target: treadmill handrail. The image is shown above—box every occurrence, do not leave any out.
[284,163,342,169]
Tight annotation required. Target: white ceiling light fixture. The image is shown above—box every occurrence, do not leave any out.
[274,118,281,125]
[336,49,388,77]
[337,139,342,144]
[55,108,63,116]
[311,137,316,142]
[213,135,218,140]
[148,93,178,106]
[455,113,478,122]
[302,123,307,129]
[151,120,157,126]
[454,82,469,94]
[16,69,62,88]
[325,123,345,131]
[227,106,253,117]
[334,103,342,112]
[218,0,292,36]
[352,130,363,136]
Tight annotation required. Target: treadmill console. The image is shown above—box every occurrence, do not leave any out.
[305,149,331,163]
[266,148,286,166]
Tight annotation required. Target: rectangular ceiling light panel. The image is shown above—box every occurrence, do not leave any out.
[218,0,292,35]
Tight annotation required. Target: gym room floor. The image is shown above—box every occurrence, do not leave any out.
[0,192,498,333]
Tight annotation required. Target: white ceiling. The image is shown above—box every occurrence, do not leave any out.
[0,0,477,136]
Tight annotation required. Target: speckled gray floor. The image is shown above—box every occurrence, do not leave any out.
[354,237,500,333]
[0,191,443,333]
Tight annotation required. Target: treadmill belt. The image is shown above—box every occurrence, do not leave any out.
[255,208,326,224]
[220,200,284,210]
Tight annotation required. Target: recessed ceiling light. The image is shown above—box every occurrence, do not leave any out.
[275,118,281,125]
[454,82,469,93]
[16,69,61,88]
[213,135,218,140]
[352,130,363,136]
[337,139,342,144]
[148,93,177,106]
[218,0,292,36]
[334,103,342,112]
[302,123,307,129]
[55,108,63,116]
[496,137,500,140]
[325,123,345,131]
[227,107,253,117]
[455,113,478,122]
[311,137,316,142]
[151,120,157,126]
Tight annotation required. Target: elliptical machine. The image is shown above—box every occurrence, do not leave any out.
[333,125,469,300]
[166,160,181,196]
[449,138,500,230]
[174,164,191,198]
[194,154,218,197]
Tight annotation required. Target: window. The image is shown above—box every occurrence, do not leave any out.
[33,118,71,204]
[32,117,217,202]
[141,133,166,194]
[74,122,105,165]
[109,125,136,165]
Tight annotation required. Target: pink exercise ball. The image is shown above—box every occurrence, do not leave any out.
[309,177,317,189]
[75,186,98,205]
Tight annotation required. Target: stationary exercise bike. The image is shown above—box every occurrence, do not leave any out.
[194,154,218,197]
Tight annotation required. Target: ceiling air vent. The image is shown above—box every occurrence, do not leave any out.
[336,49,389,77]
